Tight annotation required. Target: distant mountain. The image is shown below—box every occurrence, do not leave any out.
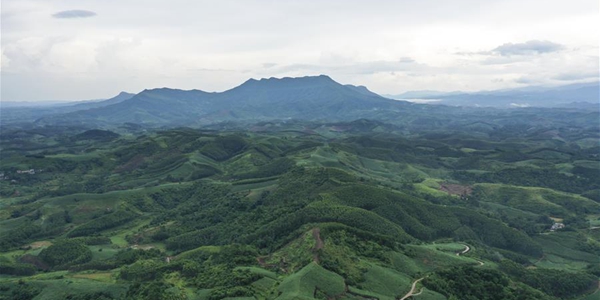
[0,92,135,124]
[38,76,407,126]
[388,81,599,108]
[556,101,599,110]
[0,101,74,108]
[0,92,134,109]
[6,77,597,132]
[67,92,135,110]
[385,90,463,99]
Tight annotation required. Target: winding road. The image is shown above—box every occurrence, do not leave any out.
[457,244,484,266]
[399,277,425,300]
[398,244,484,300]
[457,244,470,256]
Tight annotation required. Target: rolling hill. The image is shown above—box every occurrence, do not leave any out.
[1,122,598,299]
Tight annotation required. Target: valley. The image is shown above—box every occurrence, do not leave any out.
[0,114,598,299]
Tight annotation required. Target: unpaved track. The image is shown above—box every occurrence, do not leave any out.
[457,244,470,256]
[399,244,483,300]
[457,244,484,266]
[533,254,546,265]
[399,277,424,300]
[587,281,600,297]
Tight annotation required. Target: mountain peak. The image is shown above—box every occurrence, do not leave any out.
[238,75,338,89]
[137,87,210,96]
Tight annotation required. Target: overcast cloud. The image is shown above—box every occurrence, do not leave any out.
[1,0,598,101]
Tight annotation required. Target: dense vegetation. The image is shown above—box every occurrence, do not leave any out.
[0,114,598,299]
[37,240,92,268]
[424,266,550,300]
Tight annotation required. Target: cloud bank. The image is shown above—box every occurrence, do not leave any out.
[491,40,565,56]
[52,10,97,19]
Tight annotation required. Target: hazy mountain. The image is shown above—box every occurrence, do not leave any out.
[0,92,134,109]
[0,92,135,124]
[67,92,135,110]
[38,75,408,126]
[556,101,599,110]
[0,101,74,108]
[388,81,599,108]
[6,76,597,131]
[385,90,463,99]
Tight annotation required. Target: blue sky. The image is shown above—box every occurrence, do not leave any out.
[1,0,598,101]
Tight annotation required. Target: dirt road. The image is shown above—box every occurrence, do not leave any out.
[399,277,424,300]
[457,244,470,256]
[457,244,484,266]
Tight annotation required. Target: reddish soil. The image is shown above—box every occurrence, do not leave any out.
[256,256,282,271]
[115,154,145,173]
[256,228,326,272]
[257,256,268,267]
[28,241,52,249]
[312,228,324,264]
[19,254,49,270]
[439,183,472,196]
[302,127,317,134]
[329,126,350,132]
[533,254,546,265]
[313,228,324,250]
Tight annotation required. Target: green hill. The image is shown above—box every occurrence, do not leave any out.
[0,119,598,300]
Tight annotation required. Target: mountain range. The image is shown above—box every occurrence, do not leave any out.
[1,76,598,129]
[33,75,409,126]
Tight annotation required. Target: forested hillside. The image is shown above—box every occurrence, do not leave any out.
[0,119,599,299]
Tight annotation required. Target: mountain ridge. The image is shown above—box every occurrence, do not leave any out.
[36,75,406,126]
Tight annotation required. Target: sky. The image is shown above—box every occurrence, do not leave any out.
[1,0,599,101]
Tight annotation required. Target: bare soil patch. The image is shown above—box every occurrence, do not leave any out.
[312,228,324,263]
[28,241,52,249]
[439,183,472,196]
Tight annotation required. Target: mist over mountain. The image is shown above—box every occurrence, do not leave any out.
[387,81,599,108]
[0,92,135,124]
[67,92,136,110]
[0,75,593,132]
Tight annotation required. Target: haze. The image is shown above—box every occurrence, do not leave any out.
[1,0,598,101]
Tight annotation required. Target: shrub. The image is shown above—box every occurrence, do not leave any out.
[38,239,92,268]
